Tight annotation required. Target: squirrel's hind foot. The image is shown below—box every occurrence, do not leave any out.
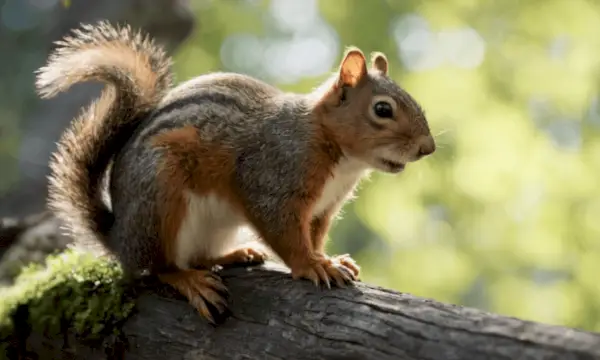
[159,269,229,325]
[291,255,358,289]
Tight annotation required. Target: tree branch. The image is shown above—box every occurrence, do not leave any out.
[2,212,599,359]
[15,262,600,360]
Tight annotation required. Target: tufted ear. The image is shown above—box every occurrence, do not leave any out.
[337,47,367,88]
[370,51,388,74]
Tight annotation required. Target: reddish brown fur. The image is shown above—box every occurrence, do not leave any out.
[332,82,414,154]
[338,49,368,87]
[246,138,339,270]
[317,49,425,163]
[151,122,344,276]
[310,207,335,254]
[151,125,243,267]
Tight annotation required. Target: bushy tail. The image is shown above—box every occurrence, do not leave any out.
[36,21,173,246]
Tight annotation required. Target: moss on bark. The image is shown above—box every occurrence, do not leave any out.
[0,250,134,354]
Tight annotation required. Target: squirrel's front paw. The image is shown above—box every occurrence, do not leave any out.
[331,253,361,279]
[291,255,357,288]
[216,247,268,266]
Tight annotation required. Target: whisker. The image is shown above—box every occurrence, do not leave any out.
[434,129,450,138]
[431,129,453,149]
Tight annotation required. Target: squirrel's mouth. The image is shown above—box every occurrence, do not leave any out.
[378,158,405,173]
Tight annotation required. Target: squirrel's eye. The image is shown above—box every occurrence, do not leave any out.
[373,101,394,118]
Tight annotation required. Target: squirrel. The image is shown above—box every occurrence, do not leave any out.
[36,21,435,324]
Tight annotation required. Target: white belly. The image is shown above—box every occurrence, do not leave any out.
[312,157,370,216]
[173,157,369,268]
[174,191,245,269]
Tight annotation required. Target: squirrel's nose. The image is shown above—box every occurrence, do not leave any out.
[416,135,436,159]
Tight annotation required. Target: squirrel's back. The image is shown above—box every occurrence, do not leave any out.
[128,71,312,150]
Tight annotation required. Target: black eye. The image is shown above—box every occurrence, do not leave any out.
[373,101,394,118]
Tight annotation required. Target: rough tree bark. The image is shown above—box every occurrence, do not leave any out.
[0,215,600,360]
[10,263,600,360]
[4,215,600,360]
[0,212,68,284]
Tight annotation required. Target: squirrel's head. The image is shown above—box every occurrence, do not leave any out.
[315,47,435,174]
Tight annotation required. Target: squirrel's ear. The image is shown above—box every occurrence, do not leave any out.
[337,47,367,88]
[370,52,388,74]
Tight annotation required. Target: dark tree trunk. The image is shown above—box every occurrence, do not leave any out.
[2,214,600,360]
[9,263,600,360]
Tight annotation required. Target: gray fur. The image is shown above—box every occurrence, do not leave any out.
[233,97,314,233]
[109,142,163,273]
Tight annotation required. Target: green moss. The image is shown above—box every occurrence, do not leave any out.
[0,250,135,348]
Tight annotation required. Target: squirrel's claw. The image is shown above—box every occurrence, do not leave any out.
[159,269,230,325]
[292,256,358,289]
[313,265,331,289]
[332,254,361,279]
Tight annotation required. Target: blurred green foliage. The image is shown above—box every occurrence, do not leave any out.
[173,0,600,331]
